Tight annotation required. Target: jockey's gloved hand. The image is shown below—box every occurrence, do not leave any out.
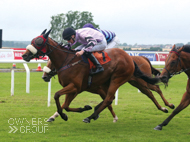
[58,42,63,46]
[61,43,71,49]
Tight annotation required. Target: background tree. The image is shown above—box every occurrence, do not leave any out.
[122,43,128,46]
[50,11,99,44]
[186,42,190,45]
[175,43,184,47]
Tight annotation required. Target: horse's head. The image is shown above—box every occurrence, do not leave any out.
[42,60,57,82]
[22,29,51,62]
[160,44,183,84]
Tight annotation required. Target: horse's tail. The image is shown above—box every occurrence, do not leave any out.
[133,61,160,85]
[141,56,161,76]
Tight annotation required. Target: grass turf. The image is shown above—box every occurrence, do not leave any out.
[0,71,190,142]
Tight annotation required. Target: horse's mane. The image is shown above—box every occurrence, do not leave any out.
[171,44,190,54]
[171,45,181,52]
[182,45,190,53]
[49,37,77,53]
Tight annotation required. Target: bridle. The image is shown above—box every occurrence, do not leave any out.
[25,29,85,73]
[33,39,75,59]
[33,38,83,73]
[164,50,186,79]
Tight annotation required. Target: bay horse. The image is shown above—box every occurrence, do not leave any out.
[43,59,118,123]
[154,44,190,130]
[22,29,160,123]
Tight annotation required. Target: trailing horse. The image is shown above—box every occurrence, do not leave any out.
[22,29,160,123]
[154,44,190,130]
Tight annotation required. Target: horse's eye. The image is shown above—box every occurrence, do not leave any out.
[35,37,44,47]
[170,61,176,67]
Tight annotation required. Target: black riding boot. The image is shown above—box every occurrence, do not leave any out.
[85,52,104,75]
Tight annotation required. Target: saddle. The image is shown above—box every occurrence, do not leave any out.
[86,51,111,69]
[81,51,111,87]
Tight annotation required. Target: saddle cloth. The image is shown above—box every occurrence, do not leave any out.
[88,51,111,69]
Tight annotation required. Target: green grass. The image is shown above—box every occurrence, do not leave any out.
[0,70,190,142]
[0,63,47,69]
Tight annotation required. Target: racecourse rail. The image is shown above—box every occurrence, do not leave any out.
[0,49,167,106]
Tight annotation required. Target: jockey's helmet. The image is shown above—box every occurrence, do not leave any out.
[62,27,76,40]
[83,23,96,30]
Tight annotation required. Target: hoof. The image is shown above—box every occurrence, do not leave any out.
[164,108,168,113]
[47,117,55,122]
[113,116,118,123]
[162,107,168,113]
[83,118,90,123]
[154,125,162,131]
[60,113,68,121]
[171,104,175,109]
[84,105,92,110]
[94,115,99,120]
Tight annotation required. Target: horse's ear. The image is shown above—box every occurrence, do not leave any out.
[177,46,184,53]
[171,44,175,50]
[43,29,51,39]
[41,29,47,35]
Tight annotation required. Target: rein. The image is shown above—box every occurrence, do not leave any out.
[46,42,76,54]
[44,40,83,73]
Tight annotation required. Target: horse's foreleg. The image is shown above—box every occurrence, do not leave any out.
[47,94,92,122]
[54,83,77,121]
[154,91,190,130]
[47,111,59,122]
[63,94,92,112]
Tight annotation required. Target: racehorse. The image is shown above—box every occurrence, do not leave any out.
[43,59,119,123]
[22,29,160,123]
[42,56,174,123]
[154,44,190,130]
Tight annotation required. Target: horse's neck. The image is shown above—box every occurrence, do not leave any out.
[180,52,190,76]
[47,46,75,70]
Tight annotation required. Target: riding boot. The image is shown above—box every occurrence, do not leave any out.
[85,52,104,75]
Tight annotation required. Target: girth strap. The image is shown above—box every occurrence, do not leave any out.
[57,60,82,73]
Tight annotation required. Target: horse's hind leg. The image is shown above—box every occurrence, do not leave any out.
[129,79,169,113]
[148,84,175,109]
[96,88,118,122]
[138,85,169,113]
[83,76,127,123]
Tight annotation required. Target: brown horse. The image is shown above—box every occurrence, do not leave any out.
[22,29,160,123]
[129,56,174,112]
[43,60,118,122]
[154,44,190,130]
[42,56,174,123]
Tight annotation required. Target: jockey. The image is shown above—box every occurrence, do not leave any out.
[62,27,106,75]
[83,23,120,48]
